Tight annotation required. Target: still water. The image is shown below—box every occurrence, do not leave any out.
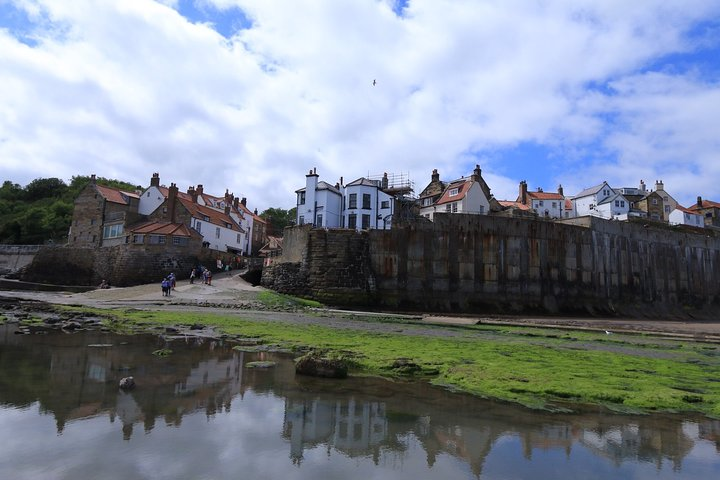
[1,324,719,480]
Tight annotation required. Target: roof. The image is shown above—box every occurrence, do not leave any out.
[689,199,720,211]
[435,179,473,206]
[178,197,245,233]
[564,198,573,210]
[674,205,702,215]
[95,185,139,205]
[573,182,610,199]
[346,177,381,188]
[129,221,200,238]
[597,192,626,206]
[526,191,564,201]
[498,200,531,211]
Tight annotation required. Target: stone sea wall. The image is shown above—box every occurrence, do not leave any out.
[262,214,720,317]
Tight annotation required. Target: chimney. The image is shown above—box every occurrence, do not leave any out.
[168,183,178,223]
[241,197,247,207]
[253,208,258,215]
[558,184,564,197]
[471,165,481,182]
[340,176,344,186]
[196,184,204,197]
[233,197,239,209]
[655,180,664,191]
[382,173,389,189]
[519,180,528,205]
[431,169,440,183]
[90,174,97,185]
[150,173,160,187]
[537,186,543,193]
[640,180,646,192]
[697,196,703,208]
[224,204,231,215]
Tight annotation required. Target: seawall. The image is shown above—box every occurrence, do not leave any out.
[262,215,720,317]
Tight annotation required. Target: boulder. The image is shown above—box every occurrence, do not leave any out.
[295,353,348,379]
[119,376,135,390]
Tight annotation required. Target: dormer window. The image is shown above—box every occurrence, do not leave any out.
[203,216,210,222]
[449,188,459,197]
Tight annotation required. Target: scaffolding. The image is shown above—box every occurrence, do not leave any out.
[366,172,416,199]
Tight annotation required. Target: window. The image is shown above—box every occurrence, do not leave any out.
[225,223,232,229]
[603,189,609,196]
[449,188,459,197]
[615,200,620,207]
[538,200,544,207]
[452,203,458,213]
[237,234,243,243]
[215,227,221,238]
[446,204,451,212]
[149,235,166,244]
[348,193,357,209]
[652,198,658,205]
[348,214,357,229]
[316,214,323,226]
[362,193,371,209]
[90,218,96,225]
[552,202,557,208]
[299,191,306,205]
[479,205,485,214]
[172,237,189,246]
[299,215,305,225]
[362,214,370,229]
[664,205,670,213]
[381,200,390,209]
[103,224,124,239]
[195,221,202,233]
[162,206,167,213]
[203,215,210,221]
[422,198,432,206]
[621,201,625,207]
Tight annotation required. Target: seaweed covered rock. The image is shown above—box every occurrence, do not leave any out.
[295,353,348,379]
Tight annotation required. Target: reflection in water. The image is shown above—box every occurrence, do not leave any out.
[0,323,718,479]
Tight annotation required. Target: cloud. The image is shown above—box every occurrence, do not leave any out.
[0,0,719,209]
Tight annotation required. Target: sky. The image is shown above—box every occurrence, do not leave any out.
[1,0,719,212]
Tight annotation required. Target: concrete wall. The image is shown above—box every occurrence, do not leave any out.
[0,245,42,275]
[263,214,720,317]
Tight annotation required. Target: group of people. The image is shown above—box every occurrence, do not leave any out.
[190,266,213,285]
[160,272,176,297]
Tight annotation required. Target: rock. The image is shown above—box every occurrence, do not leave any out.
[295,353,348,379]
[246,361,277,369]
[63,321,82,331]
[189,324,204,330]
[119,376,135,390]
[391,358,422,375]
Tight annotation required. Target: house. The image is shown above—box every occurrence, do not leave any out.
[654,180,679,222]
[295,168,343,228]
[594,191,631,219]
[689,197,720,228]
[259,236,283,266]
[68,175,143,247]
[669,206,704,228]
[418,165,492,221]
[618,180,666,222]
[343,176,395,230]
[142,177,251,255]
[572,182,615,218]
[295,168,413,230]
[516,181,565,219]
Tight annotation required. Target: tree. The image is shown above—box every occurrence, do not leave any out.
[260,207,296,237]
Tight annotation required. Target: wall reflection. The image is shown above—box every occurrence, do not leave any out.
[0,323,716,475]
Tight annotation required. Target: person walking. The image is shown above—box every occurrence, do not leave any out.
[189,269,196,284]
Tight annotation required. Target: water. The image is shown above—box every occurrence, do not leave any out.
[1,324,719,480]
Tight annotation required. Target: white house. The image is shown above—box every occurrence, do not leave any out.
[572,182,618,218]
[418,165,492,221]
[295,168,343,227]
[516,181,565,218]
[669,206,704,228]
[295,169,408,231]
[343,177,395,230]
[594,192,631,219]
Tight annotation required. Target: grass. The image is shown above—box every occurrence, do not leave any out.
[257,291,323,309]
[49,305,720,417]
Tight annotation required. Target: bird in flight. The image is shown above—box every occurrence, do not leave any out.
[373,79,376,86]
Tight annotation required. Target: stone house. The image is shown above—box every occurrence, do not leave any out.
[68,175,143,247]
[689,197,720,228]
[418,165,494,221]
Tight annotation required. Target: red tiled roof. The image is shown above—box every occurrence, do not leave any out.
[564,198,573,210]
[435,180,473,206]
[178,197,245,233]
[675,205,703,215]
[498,200,531,211]
[129,221,200,238]
[689,199,720,211]
[526,191,564,200]
[95,185,139,205]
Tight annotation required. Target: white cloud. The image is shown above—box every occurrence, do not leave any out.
[0,0,719,210]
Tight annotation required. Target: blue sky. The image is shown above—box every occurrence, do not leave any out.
[1,0,719,210]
